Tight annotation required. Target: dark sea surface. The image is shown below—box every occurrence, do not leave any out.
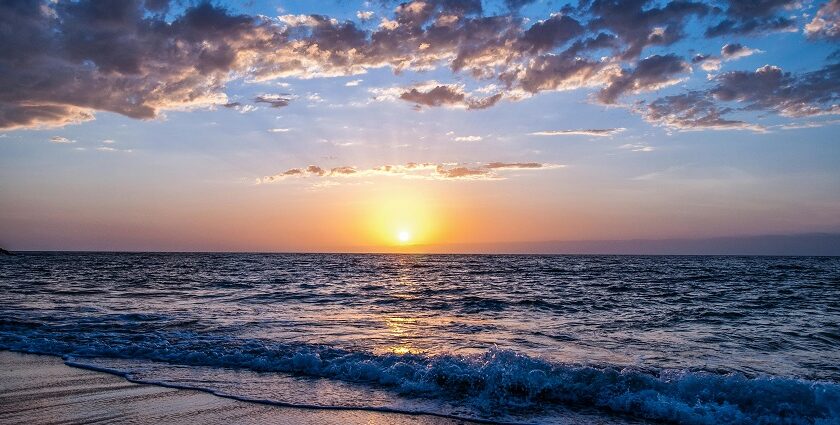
[1,253,839,424]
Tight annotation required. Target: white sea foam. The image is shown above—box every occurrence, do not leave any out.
[2,329,838,425]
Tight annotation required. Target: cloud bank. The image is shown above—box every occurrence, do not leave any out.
[259,161,563,183]
[529,128,626,137]
[0,0,837,131]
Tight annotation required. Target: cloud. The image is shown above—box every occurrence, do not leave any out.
[805,0,840,40]
[397,84,503,110]
[586,0,710,59]
[693,54,722,72]
[705,0,798,37]
[224,102,258,113]
[0,0,823,131]
[259,160,562,183]
[50,136,76,144]
[484,162,560,169]
[778,118,840,130]
[519,14,584,54]
[516,54,618,94]
[620,143,655,152]
[0,1,661,129]
[254,94,294,108]
[1,1,255,129]
[356,11,374,21]
[96,146,132,153]
[2,105,95,130]
[454,135,482,142]
[641,60,840,131]
[529,128,625,137]
[712,64,840,117]
[597,54,691,104]
[345,79,363,87]
[721,43,760,59]
[268,128,291,133]
[692,43,760,72]
[642,91,767,132]
[434,166,494,179]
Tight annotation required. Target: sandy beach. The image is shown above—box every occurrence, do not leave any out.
[0,351,475,425]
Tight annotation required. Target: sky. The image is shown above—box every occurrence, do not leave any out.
[0,0,839,253]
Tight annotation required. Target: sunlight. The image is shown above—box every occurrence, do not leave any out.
[397,230,412,244]
[359,186,442,249]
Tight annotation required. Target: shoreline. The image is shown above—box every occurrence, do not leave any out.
[0,350,479,425]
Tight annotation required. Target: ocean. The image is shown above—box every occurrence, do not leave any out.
[1,253,838,424]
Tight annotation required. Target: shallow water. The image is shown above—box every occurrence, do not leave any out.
[1,253,839,424]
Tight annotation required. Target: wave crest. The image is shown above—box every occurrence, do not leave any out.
[1,324,838,424]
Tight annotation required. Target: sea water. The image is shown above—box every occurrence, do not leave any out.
[1,253,838,424]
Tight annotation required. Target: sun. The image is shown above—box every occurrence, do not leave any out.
[358,187,443,249]
[397,230,412,244]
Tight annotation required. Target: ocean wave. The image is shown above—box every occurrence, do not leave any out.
[1,324,838,425]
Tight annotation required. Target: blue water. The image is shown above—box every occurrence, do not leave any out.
[1,253,839,424]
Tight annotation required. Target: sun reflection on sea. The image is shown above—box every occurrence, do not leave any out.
[384,316,422,355]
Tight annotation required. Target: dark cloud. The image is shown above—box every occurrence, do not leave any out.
[0,0,271,129]
[705,0,797,37]
[692,53,711,63]
[712,63,840,117]
[644,91,759,131]
[400,85,465,107]
[519,15,584,53]
[0,104,95,131]
[398,85,502,110]
[690,43,757,72]
[643,62,840,130]
[598,54,690,104]
[720,43,756,58]
[517,55,608,93]
[586,0,710,58]
[0,0,826,131]
[390,0,483,28]
[722,43,744,57]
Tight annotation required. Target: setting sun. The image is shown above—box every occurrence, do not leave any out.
[355,185,444,250]
[397,230,412,244]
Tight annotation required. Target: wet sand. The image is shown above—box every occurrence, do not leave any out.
[0,351,475,425]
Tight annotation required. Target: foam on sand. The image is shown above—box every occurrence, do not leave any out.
[0,351,476,425]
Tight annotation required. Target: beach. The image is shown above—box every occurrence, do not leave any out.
[0,351,475,425]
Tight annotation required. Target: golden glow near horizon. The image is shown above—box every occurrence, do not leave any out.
[360,187,441,248]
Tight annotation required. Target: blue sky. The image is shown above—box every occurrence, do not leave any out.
[0,0,838,251]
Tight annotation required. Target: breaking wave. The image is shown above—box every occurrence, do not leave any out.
[1,324,838,425]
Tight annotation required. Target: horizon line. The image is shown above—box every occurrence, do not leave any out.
[3,232,839,256]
